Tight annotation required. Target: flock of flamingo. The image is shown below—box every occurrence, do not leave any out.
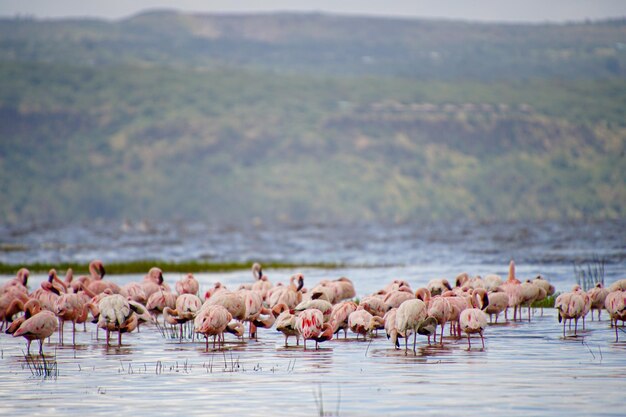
[1,260,625,356]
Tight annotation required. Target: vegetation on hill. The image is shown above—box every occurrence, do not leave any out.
[0,12,624,225]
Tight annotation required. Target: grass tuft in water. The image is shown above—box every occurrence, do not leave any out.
[22,352,58,379]
[573,256,605,291]
[532,294,557,308]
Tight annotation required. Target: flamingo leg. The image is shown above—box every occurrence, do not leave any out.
[39,340,44,356]
[440,323,445,346]
[118,330,122,346]
[413,330,417,351]
[480,331,485,349]
[616,322,619,342]
[467,332,471,349]
[73,321,76,346]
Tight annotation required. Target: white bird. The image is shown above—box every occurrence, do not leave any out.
[97,294,136,346]
[395,299,428,352]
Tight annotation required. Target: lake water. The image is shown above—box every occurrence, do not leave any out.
[0,220,625,416]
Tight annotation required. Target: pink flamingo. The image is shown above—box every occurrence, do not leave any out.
[519,280,542,322]
[202,291,246,322]
[459,288,489,349]
[348,309,385,341]
[54,292,86,345]
[555,290,585,337]
[426,279,452,296]
[605,289,626,341]
[588,283,609,321]
[0,290,29,330]
[383,287,415,310]
[9,299,58,355]
[329,300,358,338]
[267,273,304,309]
[194,304,232,351]
[384,308,402,349]
[175,273,199,296]
[484,287,509,323]
[163,293,203,341]
[502,260,522,321]
[146,289,177,322]
[295,298,333,322]
[296,308,332,350]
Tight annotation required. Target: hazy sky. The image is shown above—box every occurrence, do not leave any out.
[0,0,625,22]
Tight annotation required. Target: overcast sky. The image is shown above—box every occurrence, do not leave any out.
[0,0,625,23]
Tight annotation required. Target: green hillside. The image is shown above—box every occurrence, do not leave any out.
[0,12,624,224]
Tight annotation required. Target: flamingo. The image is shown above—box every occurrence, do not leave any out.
[202,291,246,322]
[384,308,402,349]
[426,279,452,296]
[146,289,177,322]
[54,292,86,346]
[175,273,199,296]
[383,287,416,310]
[605,289,626,341]
[267,273,304,309]
[483,274,504,291]
[295,298,333,322]
[502,260,522,321]
[459,288,489,349]
[555,289,586,337]
[428,296,452,345]
[588,283,609,321]
[484,287,509,323]
[1,268,30,294]
[0,291,29,330]
[359,296,388,319]
[395,299,428,352]
[97,294,136,346]
[194,304,232,351]
[238,289,264,339]
[329,300,358,338]
[296,308,329,350]
[519,280,542,322]
[274,304,300,347]
[163,293,203,341]
[348,309,385,341]
[122,282,147,304]
[332,277,356,301]
[9,299,58,355]
[608,279,626,292]
[142,267,170,299]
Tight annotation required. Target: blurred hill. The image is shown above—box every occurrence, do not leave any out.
[0,11,624,224]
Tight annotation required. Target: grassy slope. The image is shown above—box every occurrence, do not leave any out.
[0,14,624,225]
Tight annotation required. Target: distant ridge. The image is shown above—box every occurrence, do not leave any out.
[0,12,624,224]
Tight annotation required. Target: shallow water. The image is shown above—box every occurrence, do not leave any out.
[0,220,625,416]
[1,267,625,417]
